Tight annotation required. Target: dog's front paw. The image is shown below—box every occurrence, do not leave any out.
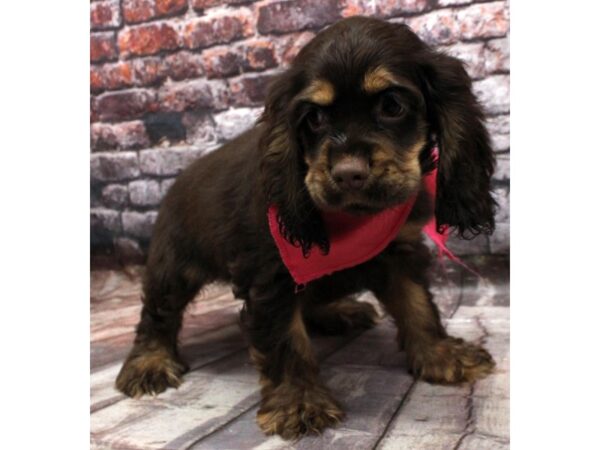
[257,383,345,440]
[115,347,188,398]
[409,337,495,384]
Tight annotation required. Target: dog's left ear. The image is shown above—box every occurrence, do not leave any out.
[421,51,496,238]
[258,71,329,257]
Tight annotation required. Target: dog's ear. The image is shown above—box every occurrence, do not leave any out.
[421,51,496,238]
[259,72,329,256]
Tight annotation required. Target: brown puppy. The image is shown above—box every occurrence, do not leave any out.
[116,16,496,440]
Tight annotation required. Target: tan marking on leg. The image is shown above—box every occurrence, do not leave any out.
[288,305,316,366]
[379,275,495,384]
[254,305,344,439]
[115,344,186,398]
[256,382,344,439]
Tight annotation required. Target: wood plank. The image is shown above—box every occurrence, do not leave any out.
[90,265,509,450]
[191,368,414,450]
[91,301,243,370]
[91,288,239,343]
[375,306,509,450]
[91,324,248,413]
[91,351,260,449]
[459,433,509,449]
[375,383,469,450]
[472,397,509,441]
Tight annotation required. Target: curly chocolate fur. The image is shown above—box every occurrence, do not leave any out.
[116,16,496,440]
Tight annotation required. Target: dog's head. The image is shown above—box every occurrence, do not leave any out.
[260,17,495,256]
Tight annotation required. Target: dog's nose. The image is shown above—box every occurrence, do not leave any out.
[331,157,369,190]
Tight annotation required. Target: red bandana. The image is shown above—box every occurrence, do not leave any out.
[268,159,470,286]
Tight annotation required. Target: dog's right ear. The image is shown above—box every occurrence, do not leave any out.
[418,48,496,238]
[258,71,329,257]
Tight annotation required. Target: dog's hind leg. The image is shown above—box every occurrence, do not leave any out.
[303,295,379,335]
[115,239,208,398]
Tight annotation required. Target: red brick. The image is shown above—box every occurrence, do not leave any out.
[203,48,243,79]
[101,184,130,208]
[163,51,205,81]
[438,42,486,79]
[456,2,509,40]
[341,0,375,17]
[243,40,277,71]
[91,208,122,238]
[486,114,510,136]
[91,32,118,62]
[375,0,430,18]
[122,211,158,239]
[473,75,509,115]
[273,31,315,65]
[129,180,162,206]
[202,40,277,79]
[183,13,251,49]
[202,39,277,78]
[91,63,134,92]
[123,0,188,24]
[91,0,121,30]
[91,58,166,92]
[156,0,188,16]
[94,89,158,122]
[401,10,461,45]
[229,73,278,107]
[123,0,155,23]
[181,111,220,145]
[139,147,204,176]
[158,80,229,112]
[91,52,204,92]
[132,58,167,86]
[91,121,150,150]
[118,23,179,57]
[91,152,141,182]
[484,38,509,74]
[257,0,341,34]
[213,107,261,140]
[493,152,510,182]
[401,2,508,45]
[90,62,133,92]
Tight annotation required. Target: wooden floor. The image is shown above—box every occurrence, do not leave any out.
[91,257,509,450]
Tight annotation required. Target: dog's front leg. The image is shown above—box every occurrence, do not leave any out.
[241,274,344,440]
[373,245,495,384]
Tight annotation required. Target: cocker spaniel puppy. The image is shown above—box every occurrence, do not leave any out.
[116,16,496,440]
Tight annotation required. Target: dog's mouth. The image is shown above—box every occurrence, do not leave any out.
[306,175,420,215]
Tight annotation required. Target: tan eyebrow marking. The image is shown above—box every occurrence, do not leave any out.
[299,79,335,105]
[363,66,398,93]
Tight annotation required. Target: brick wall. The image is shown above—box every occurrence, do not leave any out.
[90,0,510,263]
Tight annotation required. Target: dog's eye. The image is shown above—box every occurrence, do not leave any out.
[305,107,327,133]
[378,91,406,119]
